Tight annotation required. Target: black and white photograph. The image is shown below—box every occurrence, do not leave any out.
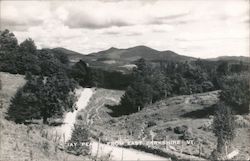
[0,0,249,161]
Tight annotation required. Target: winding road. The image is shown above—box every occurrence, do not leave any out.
[55,88,171,161]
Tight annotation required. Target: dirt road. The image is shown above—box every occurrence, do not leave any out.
[54,88,93,142]
[56,88,171,160]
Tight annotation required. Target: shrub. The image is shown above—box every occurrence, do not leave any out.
[77,115,83,120]
[182,127,193,140]
[41,141,50,155]
[66,125,90,156]
[201,81,214,92]
[174,125,188,134]
[147,121,157,127]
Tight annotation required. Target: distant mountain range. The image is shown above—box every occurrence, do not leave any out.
[207,56,250,62]
[86,45,195,61]
[53,46,249,71]
[54,45,196,62]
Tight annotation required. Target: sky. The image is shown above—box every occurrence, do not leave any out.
[1,0,249,58]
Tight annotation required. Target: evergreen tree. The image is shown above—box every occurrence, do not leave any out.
[7,73,76,124]
[38,49,64,76]
[67,125,89,155]
[0,30,18,73]
[212,102,236,155]
[38,73,76,124]
[118,86,137,114]
[19,38,37,53]
[220,74,250,114]
[7,77,41,123]
[217,61,229,75]
[71,60,90,86]
[151,71,172,102]
[117,58,154,115]
[0,29,18,51]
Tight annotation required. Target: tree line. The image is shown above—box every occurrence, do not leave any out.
[0,30,78,124]
[109,58,250,116]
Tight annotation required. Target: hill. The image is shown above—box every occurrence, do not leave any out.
[53,47,86,63]
[54,46,196,72]
[53,46,249,73]
[86,45,195,62]
[79,88,250,160]
[0,72,91,161]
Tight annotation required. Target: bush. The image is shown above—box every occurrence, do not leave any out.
[201,81,214,92]
[174,125,188,134]
[209,149,224,161]
[147,121,157,127]
[182,127,193,140]
[77,115,83,120]
[41,141,50,155]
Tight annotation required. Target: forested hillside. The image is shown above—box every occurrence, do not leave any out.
[109,58,250,116]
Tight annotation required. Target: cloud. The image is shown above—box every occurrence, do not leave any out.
[1,18,42,31]
[103,31,120,35]
[1,1,50,31]
[148,13,189,25]
[65,13,131,29]
[2,0,249,58]
[60,1,192,29]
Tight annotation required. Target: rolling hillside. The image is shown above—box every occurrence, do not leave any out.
[54,46,249,73]
[0,72,91,161]
[79,88,250,160]
[53,46,196,71]
[54,46,195,62]
[86,45,195,62]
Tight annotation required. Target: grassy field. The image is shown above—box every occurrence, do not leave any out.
[0,72,92,161]
[77,88,250,160]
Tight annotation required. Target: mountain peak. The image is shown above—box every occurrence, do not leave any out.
[127,45,158,51]
[107,47,118,51]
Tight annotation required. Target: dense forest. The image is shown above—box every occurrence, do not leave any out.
[1,29,249,123]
